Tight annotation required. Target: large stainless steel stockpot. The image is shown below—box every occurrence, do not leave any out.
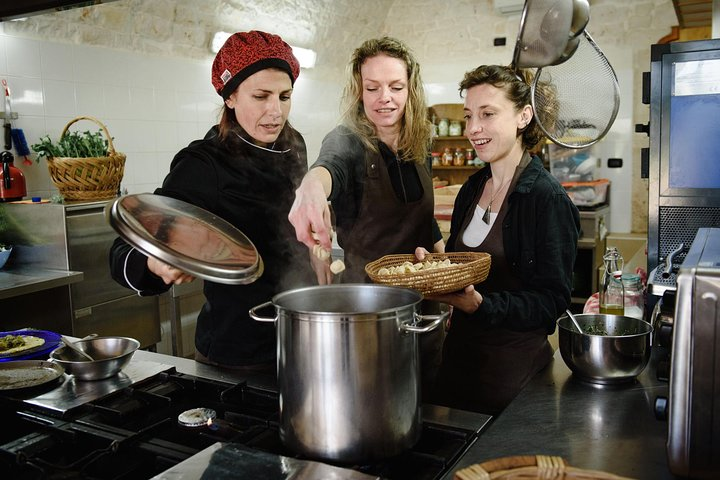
[249,284,448,464]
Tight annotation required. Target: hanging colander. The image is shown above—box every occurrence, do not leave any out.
[531,31,620,148]
[512,0,589,69]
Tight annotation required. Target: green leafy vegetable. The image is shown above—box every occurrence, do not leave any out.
[31,129,111,161]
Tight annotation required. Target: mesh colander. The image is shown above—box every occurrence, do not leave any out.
[531,31,620,148]
[512,0,575,69]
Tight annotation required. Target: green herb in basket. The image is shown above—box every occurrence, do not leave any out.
[31,129,111,161]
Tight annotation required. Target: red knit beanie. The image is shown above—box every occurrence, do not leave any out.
[212,31,300,99]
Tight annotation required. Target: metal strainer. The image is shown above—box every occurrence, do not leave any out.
[531,31,620,148]
[512,0,575,69]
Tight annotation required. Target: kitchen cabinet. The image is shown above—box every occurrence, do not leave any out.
[429,103,481,185]
[2,201,161,348]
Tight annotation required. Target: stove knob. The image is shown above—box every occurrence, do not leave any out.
[654,396,668,421]
[656,358,670,382]
[655,322,673,348]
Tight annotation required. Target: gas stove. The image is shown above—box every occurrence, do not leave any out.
[0,358,491,479]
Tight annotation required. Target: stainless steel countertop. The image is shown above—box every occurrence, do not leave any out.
[0,265,83,300]
[441,348,674,479]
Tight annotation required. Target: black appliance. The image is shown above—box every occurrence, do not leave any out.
[0,365,490,479]
[640,39,720,301]
[638,38,720,480]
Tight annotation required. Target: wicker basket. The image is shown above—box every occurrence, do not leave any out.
[454,455,635,480]
[365,252,491,296]
[46,116,126,201]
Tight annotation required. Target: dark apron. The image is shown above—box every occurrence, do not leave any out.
[432,156,553,415]
[338,149,434,282]
[337,148,440,400]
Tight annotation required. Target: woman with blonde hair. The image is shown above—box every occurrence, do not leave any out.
[288,37,446,399]
[289,36,444,284]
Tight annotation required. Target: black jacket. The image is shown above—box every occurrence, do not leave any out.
[109,125,313,366]
[447,155,581,334]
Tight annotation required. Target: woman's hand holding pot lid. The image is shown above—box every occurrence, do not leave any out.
[147,256,195,285]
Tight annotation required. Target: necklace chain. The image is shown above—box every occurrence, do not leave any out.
[481,176,512,224]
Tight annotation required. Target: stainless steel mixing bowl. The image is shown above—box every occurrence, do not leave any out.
[557,313,652,384]
[50,336,139,381]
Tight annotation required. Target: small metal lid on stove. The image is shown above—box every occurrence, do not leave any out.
[107,193,263,285]
[178,407,217,427]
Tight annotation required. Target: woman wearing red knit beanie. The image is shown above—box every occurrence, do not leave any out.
[110,31,315,370]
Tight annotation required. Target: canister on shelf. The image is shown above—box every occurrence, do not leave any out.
[438,118,449,137]
[449,120,462,136]
[453,148,465,166]
[465,148,475,163]
[441,147,453,166]
[430,151,441,166]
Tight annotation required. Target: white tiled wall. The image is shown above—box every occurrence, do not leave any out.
[0,29,341,199]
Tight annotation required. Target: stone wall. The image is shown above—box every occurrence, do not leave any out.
[2,0,682,233]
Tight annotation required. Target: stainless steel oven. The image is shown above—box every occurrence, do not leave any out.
[665,227,720,478]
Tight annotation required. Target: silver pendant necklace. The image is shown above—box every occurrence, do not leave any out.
[481,176,512,224]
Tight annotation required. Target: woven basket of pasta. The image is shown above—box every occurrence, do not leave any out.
[365,252,491,296]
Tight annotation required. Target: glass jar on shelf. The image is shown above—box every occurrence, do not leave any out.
[437,118,449,137]
[449,120,462,136]
[430,151,441,166]
[465,148,475,164]
[453,148,465,166]
[441,147,453,166]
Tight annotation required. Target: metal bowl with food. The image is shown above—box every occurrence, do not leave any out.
[557,313,652,384]
[50,336,140,381]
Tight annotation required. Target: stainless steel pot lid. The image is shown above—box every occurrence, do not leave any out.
[107,193,263,285]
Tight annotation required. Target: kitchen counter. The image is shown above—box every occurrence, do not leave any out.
[0,265,83,300]
[134,348,674,479]
[441,348,674,479]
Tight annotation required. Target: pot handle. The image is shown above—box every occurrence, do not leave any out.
[248,301,277,323]
[400,308,450,334]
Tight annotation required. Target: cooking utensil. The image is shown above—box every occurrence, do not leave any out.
[557,313,652,384]
[569,0,590,39]
[2,79,13,151]
[531,30,620,148]
[512,0,575,69]
[565,309,584,333]
[50,336,139,381]
[60,335,94,361]
[0,360,65,391]
[107,193,263,285]
[249,284,449,463]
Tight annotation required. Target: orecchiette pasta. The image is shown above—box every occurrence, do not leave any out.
[376,258,457,275]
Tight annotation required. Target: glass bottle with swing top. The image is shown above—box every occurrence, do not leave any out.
[599,247,625,316]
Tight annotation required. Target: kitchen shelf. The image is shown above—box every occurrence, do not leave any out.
[433,166,480,170]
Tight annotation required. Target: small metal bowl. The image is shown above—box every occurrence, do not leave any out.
[557,313,653,384]
[50,336,139,381]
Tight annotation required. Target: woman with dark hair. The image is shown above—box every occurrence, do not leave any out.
[419,65,580,414]
[288,36,444,284]
[109,31,314,370]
